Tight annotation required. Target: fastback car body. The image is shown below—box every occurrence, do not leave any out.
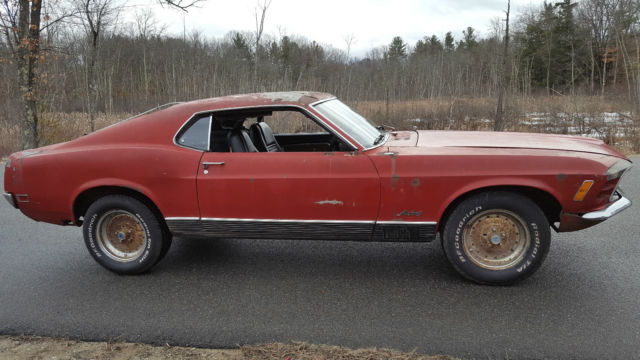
[3,92,632,284]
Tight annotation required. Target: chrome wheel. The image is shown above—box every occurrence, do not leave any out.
[96,210,147,262]
[462,210,530,270]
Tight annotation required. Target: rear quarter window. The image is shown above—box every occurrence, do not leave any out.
[176,115,211,151]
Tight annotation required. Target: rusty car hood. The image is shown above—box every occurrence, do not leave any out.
[412,130,627,158]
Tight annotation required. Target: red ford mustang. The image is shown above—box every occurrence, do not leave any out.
[3,92,632,284]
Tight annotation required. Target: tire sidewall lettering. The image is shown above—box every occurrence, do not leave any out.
[453,206,483,263]
[135,213,152,264]
[516,222,540,273]
[87,213,101,258]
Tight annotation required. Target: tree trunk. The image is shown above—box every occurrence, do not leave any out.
[601,42,608,96]
[590,40,595,94]
[88,32,98,131]
[495,0,510,132]
[16,0,43,150]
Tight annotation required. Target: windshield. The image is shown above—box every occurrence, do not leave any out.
[313,99,382,149]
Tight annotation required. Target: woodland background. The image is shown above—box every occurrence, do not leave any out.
[1,0,639,156]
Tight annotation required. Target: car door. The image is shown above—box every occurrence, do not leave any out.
[196,151,380,240]
[193,106,381,241]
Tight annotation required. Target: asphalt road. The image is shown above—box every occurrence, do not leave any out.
[1,157,639,360]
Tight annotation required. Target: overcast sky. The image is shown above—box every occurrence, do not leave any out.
[134,0,547,57]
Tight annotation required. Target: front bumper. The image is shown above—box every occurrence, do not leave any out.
[582,191,632,221]
[3,192,17,209]
[558,191,631,232]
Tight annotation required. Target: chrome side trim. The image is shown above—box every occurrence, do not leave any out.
[3,192,17,209]
[582,191,632,221]
[377,221,437,225]
[165,217,436,225]
[172,104,358,152]
[201,217,374,224]
[206,115,212,151]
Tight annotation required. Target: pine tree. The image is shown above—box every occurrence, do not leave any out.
[518,1,581,93]
[414,35,443,57]
[444,32,455,51]
[462,27,479,50]
[386,36,407,60]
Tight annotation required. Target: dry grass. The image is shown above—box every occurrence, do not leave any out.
[0,335,238,360]
[0,336,457,360]
[241,341,457,360]
[1,96,638,156]
[350,96,639,153]
[38,112,131,146]
[0,112,128,157]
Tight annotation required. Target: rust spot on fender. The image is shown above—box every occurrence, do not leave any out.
[397,210,422,217]
[391,155,399,187]
[557,174,568,182]
[411,178,421,188]
[391,174,400,187]
[249,178,255,182]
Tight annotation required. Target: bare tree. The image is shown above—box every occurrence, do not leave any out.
[342,33,356,99]
[253,0,271,89]
[0,0,44,149]
[495,0,510,131]
[159,0,203,11]
[76,0,120,131]
[343,33,356,60]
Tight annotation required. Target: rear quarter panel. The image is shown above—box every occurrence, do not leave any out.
[13,144,202,224]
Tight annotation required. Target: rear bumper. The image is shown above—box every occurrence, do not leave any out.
[3,192,17,209]
[558,191,632,232]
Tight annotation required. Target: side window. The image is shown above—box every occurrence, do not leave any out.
[199,107,354,153]
[267,110,329,134]
[177,115,211,151]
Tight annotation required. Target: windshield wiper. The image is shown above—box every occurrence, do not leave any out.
[376,124,397,131]
[373,133,386,145]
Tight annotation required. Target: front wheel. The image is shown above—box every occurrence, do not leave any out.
[441,191,551,285]
[83,195,169,274]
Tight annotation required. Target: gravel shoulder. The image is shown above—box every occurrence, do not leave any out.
[0,336,456,360]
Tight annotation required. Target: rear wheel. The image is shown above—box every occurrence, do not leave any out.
[441,191,551,285]
[83,195,169,274]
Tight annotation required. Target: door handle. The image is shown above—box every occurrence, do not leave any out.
[202,162,225,169]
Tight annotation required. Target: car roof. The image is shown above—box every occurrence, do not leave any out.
[60,92,337,149]
[178,91,335,113]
